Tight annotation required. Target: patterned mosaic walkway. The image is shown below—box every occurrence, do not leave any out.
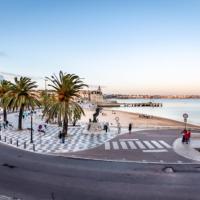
[0,112,126,153]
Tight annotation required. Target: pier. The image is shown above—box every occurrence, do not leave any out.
[98,102,162,108]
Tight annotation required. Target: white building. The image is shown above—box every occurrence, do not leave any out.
[79,86,104,104]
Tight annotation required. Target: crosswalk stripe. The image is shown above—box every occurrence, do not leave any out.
[127,141,137,149]
[151,140,164,149]
[143,141,155,149]
[143,149,168,153]
[120,141,128,149]
[105,142,111,150]
[135,141,146,149]
[120,139,139,141]
[158,140,172,148]
[112,141,119,150]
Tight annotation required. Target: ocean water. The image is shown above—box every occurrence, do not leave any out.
[110,99,200,125]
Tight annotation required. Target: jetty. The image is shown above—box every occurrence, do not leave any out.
[98,102,162,108]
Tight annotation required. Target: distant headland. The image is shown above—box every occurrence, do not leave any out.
[104,94,200,99]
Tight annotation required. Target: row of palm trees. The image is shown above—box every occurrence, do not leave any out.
[0,71,87,137]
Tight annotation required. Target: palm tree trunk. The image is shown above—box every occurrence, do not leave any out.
[18,105,24,130]
[62,116,68,137]
[3,108,7,122]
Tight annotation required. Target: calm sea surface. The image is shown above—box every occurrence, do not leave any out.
[111,99,200,125]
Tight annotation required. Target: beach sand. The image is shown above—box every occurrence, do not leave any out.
[81,108,200,129]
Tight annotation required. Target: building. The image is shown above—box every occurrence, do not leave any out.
[79,86,104,104]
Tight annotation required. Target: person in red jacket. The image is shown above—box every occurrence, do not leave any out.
[181,129,187,143]
[184,130,190,144]
[187,129,191,143]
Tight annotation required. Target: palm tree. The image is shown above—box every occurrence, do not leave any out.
[6,77,41,130]
[71,104,84,126]
[43,71,87,139]
[0,80,11,122]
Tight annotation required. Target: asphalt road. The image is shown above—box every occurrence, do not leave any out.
[67,129,194,163]
[0,142,200,200]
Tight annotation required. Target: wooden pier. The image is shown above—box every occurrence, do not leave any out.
[97,102,162,108]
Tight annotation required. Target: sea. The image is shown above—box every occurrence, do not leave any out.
[110,99,200,126]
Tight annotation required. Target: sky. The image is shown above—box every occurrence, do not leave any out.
[0,0,200,95]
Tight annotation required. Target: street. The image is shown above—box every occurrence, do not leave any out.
[0,142,200,200]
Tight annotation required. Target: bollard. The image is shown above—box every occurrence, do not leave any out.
[33,144,35,151]
[10,138,12,144]
[24,142,26,149]
[16,140,19,147]
[4,136,6,142]
[0,135,1,141]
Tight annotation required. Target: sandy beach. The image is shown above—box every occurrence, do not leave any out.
[81,108,200,129]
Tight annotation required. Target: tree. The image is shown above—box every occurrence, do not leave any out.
[43,71,87,139]
[6,77,40,130]
[71,104,84,126]
[0,80,11,122]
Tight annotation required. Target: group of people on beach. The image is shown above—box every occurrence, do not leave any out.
[181,129,191,144]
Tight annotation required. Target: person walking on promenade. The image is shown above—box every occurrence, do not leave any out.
[5,120,9,128]
[105,124,108,133]
[181,129,187,143]
[128,123,132,134]
[117,123,121,134]
[185,129,191,144]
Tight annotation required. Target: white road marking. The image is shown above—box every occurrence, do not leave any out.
[112,141,119,150]
[143,149,168,153]
[105,142,111,150]
[151,140,164,149]
[127,141,137,149]
[135,141,146,149]
[143,141,155,149]
[119,139,139,141]
[120,141,128,149]
[159,140,172,148]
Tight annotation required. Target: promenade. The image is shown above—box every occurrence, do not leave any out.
[1,111,200,164]
[0,112,129,153]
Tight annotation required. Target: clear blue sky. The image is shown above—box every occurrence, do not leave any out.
[0,0,200,94]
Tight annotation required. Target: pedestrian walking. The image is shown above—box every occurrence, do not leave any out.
[185,129,191,144]
[104,124,108,133]
[58,131,62,139]
[117,123,121,134]
[5,120,9,128]
[128,123,132,134]
[181,129,187,143]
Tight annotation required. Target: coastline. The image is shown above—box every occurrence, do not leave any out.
[81,108,200,129]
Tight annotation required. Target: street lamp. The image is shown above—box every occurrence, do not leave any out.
[30,110,34,143]
[183,113,188,130]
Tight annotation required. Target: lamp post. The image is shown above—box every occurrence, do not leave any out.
[30,110,33,143]
[183,113,188,130]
